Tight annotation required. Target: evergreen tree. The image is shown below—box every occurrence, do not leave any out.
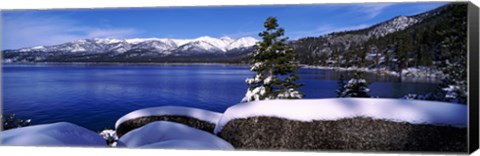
[336,74,346,97]
[241,17,304,102]
[436,4,467,104]
[342,71,371,98]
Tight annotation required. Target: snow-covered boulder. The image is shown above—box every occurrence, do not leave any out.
[118,121,233,150]
[115,106,222,136]
[215,98,467,151]
[215,98,467,133]
[1,122,106,146]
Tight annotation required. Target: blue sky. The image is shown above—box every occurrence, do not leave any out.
[2,2,446,49]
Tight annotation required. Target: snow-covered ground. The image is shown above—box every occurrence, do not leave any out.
[118,121,234,150]
[115,106,223,129]
[1,122,106,146]
[214,98,467,133]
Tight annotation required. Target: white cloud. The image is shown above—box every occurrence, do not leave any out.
[2,14,138,50]
[289,24,370,39]
[356,3,394,19]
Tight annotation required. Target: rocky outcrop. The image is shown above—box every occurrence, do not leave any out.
[116,115,216,137]
[217,116,467,152]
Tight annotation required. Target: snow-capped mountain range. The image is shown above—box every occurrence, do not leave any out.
[15,36,258,54]
[3,36,258,63]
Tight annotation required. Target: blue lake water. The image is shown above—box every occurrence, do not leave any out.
[2,64,439,131]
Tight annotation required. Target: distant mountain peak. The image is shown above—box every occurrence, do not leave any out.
[220,36,234,41]
[7,36,258,56]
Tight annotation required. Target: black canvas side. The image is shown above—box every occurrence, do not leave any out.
[468,1,479,154]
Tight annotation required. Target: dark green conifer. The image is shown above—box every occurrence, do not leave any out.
[242,17,304,102]
[342,71,371,98]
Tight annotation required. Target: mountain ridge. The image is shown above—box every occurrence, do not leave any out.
[2,3,463,65]
[3,36,258,63]
[10,36,258,54]
[292,3,466,71]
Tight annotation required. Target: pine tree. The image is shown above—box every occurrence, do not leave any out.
[241,17,304,102]
[336,74,346,97]
[436,4,467,104]
[342,71,371,98]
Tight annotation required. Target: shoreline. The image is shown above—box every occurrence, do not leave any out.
[1,62,250,67]
[301,65,442,79]
[2,62,442,80]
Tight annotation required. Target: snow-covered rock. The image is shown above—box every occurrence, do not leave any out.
[1,122,106,146]
[99,129,118,146]
[214,98,467,133]
[118,121,234,150]
[115,106,222,129]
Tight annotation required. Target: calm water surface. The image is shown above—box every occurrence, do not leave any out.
[2,64,438,131]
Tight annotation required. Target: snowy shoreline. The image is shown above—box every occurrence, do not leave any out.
[301,65,442,79]
[1,98,467,151]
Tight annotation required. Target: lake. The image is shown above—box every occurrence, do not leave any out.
[2,64,439,131]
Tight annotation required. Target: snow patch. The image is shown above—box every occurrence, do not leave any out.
[369,16,420,37]
[264,76,273,84]
[214,98,467,133]
[1,122,106,146]
[245,74,262,84]
[242,86,267,102]
[118,121,234,150]
[115,106,222,129]
[276,88,303,99]
[250,62,263,71]
[31,46,45,49]
[226,37,258,50]
[194,36,231,51]
[94,38,124,44]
